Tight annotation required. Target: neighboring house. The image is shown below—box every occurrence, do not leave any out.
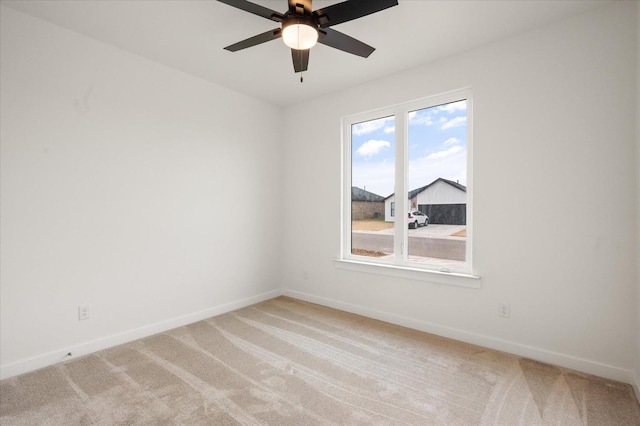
[385,178,467,225]
[351,187,385,220]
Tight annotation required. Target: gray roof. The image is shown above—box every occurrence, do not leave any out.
[386,178,466,199]
[351,187,385,202]
[408,184,429,200]
[436,178,467,192]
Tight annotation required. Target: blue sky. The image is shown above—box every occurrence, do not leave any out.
[351,100,467,198]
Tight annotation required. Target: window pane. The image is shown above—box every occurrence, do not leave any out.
[351,116,394,258]
[407,100,467,268]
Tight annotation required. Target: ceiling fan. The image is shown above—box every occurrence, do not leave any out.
[217,0,398,75]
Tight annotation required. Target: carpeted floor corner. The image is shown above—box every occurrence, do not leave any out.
[1,296,639,425]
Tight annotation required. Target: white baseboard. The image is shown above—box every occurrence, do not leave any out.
[283,289,636,386]
[4,287,637,396]
[0,289,282,380]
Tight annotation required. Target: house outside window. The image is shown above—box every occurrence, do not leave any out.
[343,89,473,276]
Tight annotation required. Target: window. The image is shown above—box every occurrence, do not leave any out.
[342,89,474,278]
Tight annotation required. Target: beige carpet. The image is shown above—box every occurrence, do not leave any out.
[1,296,639,425]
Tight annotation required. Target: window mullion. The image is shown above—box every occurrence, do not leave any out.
[393,111,407,263]
[342,118,352,258]
[464,95,473,269]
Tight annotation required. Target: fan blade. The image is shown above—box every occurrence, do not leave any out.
[224,28,282,52]
[288,0,312,15]
[291,49,310,72]
[318,28,374,58]
[217,0,284,22]
[313,0,398,28]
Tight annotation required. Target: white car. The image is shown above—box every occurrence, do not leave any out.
[408,210,429,229]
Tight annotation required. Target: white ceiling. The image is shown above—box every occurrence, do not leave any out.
[1,0,611,107]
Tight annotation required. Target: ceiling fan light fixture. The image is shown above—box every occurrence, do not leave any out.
[282,21,318,50]
[219,0,399,73]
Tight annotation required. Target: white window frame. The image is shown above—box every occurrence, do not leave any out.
[337,88,480,288]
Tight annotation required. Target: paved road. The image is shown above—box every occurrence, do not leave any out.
[351,232,465,261]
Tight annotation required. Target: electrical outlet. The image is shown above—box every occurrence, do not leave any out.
[303,271,309,280]
[78,305,90,320]
[498,303,510,318]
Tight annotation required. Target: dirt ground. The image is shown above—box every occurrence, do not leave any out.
[451,228,467,237]
[351,220,394,231]
[351,248,388,257]
[353,220,467,237]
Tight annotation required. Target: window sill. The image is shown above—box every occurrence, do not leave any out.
[333,259,481,289]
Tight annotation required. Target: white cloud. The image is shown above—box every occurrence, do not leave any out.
[354,144,467,196]
[409,110,434,126]
[384,126,395,134]
[406,100,467,129]
[356,139,391,158]
[352,161,395,197]
[444,137,460,146]
[352,116,394,136]
[441,116,467,130]
[438,100,467,114]
[426,145,463,160]
[408,147,467,190]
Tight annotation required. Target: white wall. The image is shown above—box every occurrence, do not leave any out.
[282,2,638,383]
[0,6,282,378]
[416,180,466,205]
[635,1,640,400]
[384,195,394,222]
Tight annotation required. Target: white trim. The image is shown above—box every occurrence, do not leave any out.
[396,112,407,260]
[0,289,281,380]
[464,96,474,268]
[334,259,481,289]
[283,289,636,385]
[4,288,637,395]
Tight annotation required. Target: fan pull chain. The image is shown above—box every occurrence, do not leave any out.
[298,44,304,83]
[299,30,304,83]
